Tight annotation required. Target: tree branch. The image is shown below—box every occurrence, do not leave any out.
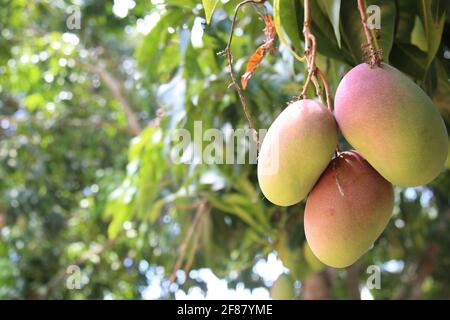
[1,115,134,135]
[80,62,142,136]
[169,200,209,283]
[408,243,438,299]
[218,0,266,148]
[302,271,332,300]
[346,264,361,300]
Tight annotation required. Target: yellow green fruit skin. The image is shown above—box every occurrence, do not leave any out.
[271,274,295,300]
[334,63,449,187]
[303,242,325,272]
[304,151,394,268]
[446,142,450,169]
[257,99,338,206]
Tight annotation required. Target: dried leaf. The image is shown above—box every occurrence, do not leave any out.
[241,15,277,90]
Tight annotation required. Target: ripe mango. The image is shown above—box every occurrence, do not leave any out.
[304,151,394,268]
[334,63,449,187]
[258,99,338,206]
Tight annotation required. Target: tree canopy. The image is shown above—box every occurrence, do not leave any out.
[0,0,449,299]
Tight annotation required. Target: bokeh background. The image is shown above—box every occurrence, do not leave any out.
[0,0,449,299]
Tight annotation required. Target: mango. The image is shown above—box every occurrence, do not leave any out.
[303,242,325,272]
[334,63,449,187]
[446,141,450,169]
[304,151,394,268]
[258,99,338,206]
[271,274,295,300]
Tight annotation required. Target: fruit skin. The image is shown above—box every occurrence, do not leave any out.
[304,151,394,268]
[303,242,325,272]
[334,63,449,187]
[271,274,295,300]
[446,141,450,169]
[258,99,338,206]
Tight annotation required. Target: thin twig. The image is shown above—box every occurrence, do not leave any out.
[316,69,332,112]
[218,0,265,148]
[80,61,142,136]
[317,68,341,155]
[183,217,204,275]
[169,200,209,283]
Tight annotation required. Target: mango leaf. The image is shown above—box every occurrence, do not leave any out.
[105,189,132,238]
[307,0,347,62]
[207,194,268,236]
[276,0,345,62]
[418,0,447,68]
[317,0,341,47]
[202,0,219,24]
[136,10,185,81]
[395,0,418,42]
[411,16,428,52]
[423,60,438,96]
[390,43,428,80]
[273,0,303,52]
[148,198,166,223]
[223,193,271,232]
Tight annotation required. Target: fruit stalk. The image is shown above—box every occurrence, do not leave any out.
[357,0,381,67]
[299,0,318,99]
[298,0,333,113]
[317,68,332,112]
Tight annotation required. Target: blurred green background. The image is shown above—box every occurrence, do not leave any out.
[0,0,449,299]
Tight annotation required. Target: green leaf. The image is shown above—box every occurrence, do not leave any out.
[418,0,447,68]
[274,0,303,52]
[317,0,341,47]
[423,60,438,96]
[207,194,267,235]
[23,93,45,111]
[395,0,419,42]
[307,0,347,62]
[148,198,166,223]
[411,16,428,52]
[390,43,428,80]
[136,10,185,81]
[202,0,219,24]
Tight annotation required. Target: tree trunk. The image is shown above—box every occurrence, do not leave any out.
[346,264,361,300]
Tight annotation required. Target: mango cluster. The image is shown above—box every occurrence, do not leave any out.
[258,63,449,268]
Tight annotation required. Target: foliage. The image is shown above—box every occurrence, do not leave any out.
[0,0,449,299]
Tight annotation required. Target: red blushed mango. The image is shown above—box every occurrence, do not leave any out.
[304,151,394,268]
[335,63,448,187]
[257,99,338,206]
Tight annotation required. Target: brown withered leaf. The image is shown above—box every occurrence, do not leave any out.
[241,15,277,90]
